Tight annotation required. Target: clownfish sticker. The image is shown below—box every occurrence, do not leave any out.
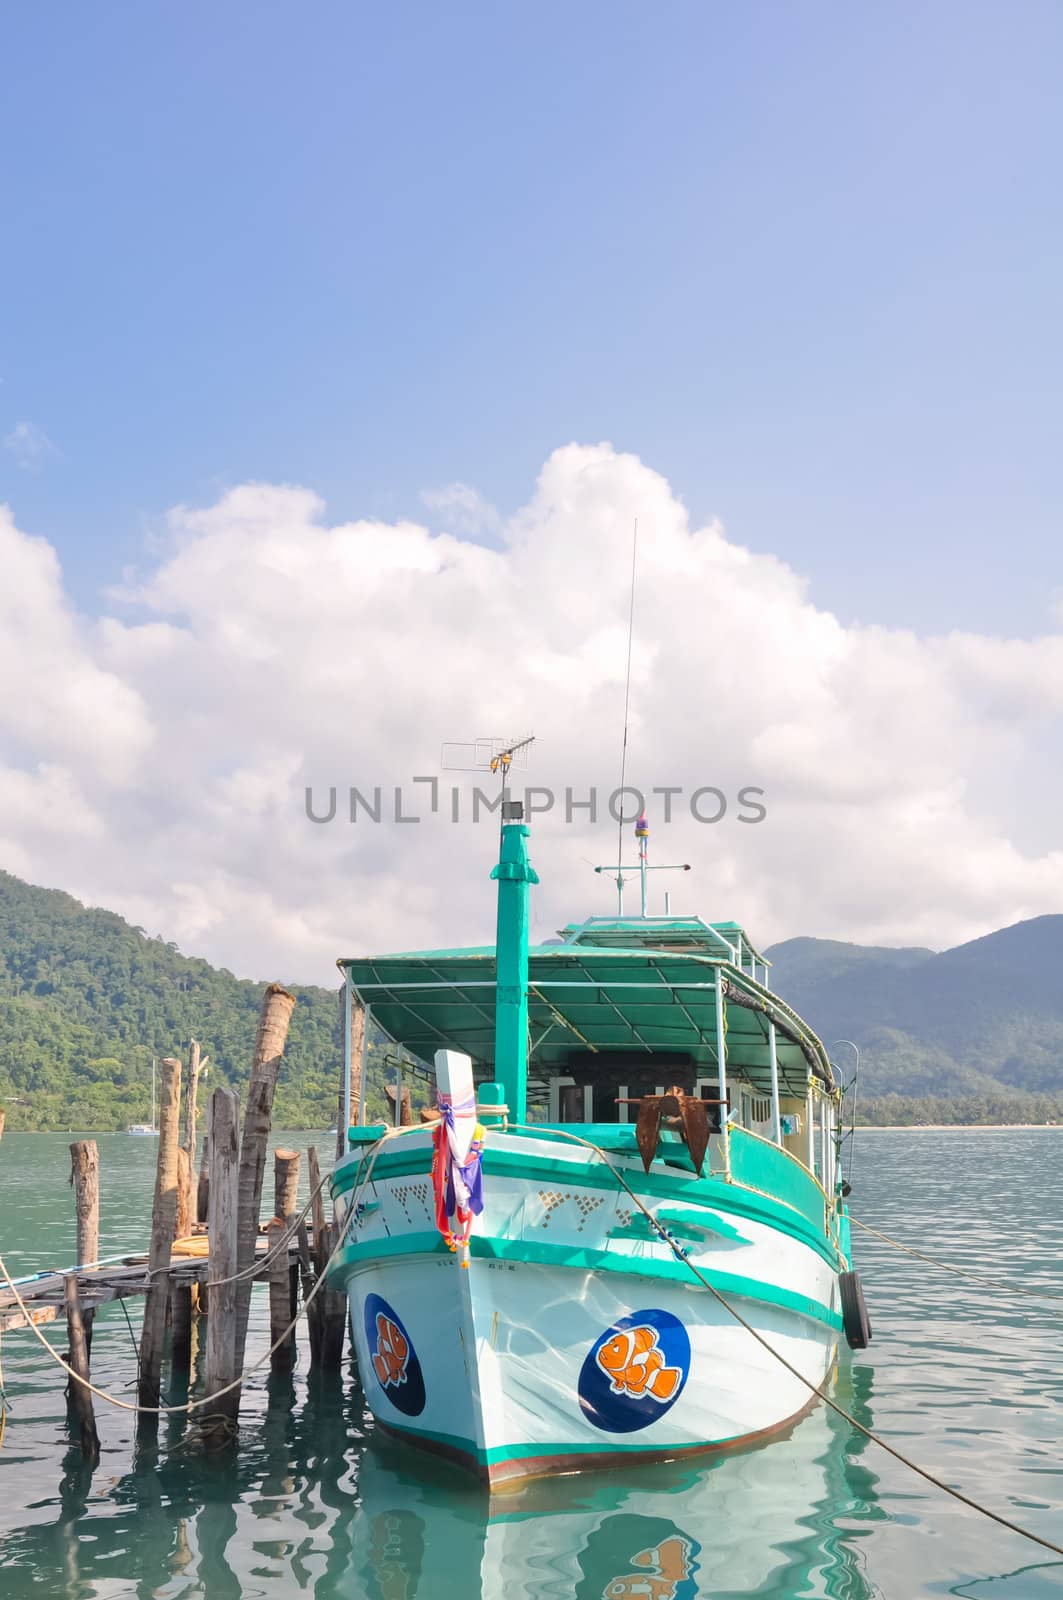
[372,1313,410,1389]
[579,1310,691,1433]
[362,1293,426,1417]
[595,1325,683,1403]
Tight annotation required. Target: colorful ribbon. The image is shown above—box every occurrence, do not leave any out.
[431,1089,485,1267]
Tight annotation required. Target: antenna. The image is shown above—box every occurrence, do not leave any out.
[441,734,536,834]
[596,810,691,917]
[489,734,536,821]
[611,519,639,911]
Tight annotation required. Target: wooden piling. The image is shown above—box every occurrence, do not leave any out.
[170,1283,194,1379]
[175,1146,193,1242]
[0,1107,6,1143]
[273,1148,300,1226]
[267,1221,293,1374]
[234,984,296,1372]
[304,1144,344,1367]
[70,1141,100,1268]
[197,1133,211,1225]
[69,1141,99,1349]
[203,1086,240,1433]
[183,1039,202,1168]
[138,1056,182,1413]
[269,1148,300,1373]
[63,1273,99,1457]
[317,1221,348,1368]
[338,989,366,1158]
[307,1145,326,1258]
[297,1218,321,1365]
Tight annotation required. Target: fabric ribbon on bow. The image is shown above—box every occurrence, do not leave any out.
[431,1088,485,1267]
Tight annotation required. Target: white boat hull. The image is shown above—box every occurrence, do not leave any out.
[336,1129,843,1485]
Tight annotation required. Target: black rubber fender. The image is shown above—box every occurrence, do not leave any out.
[840,1270,872,1349]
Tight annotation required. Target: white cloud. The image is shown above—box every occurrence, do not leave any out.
[421,481,500,538]
[4,420,57,470]
[1,443,1062,983]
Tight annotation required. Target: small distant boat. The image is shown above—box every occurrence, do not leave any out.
[329,805,871,1488]
[127,1058,159,1136]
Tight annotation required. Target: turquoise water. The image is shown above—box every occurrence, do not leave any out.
[1,1129,1061,1597]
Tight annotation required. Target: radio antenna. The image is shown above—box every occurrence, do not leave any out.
[613,518,639,908]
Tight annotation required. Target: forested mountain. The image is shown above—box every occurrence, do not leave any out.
[766,917,1063,1120]
[1,868,1061,1130]
[0,871,392,1130]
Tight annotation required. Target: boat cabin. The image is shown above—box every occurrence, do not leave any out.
[339,913,841,1195]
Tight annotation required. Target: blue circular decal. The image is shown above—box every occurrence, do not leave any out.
[363,1293,426,1416]
[578,1309,691,1433]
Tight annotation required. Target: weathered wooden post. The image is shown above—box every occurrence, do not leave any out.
[317,1219,348,1369]
[183,1039,202,1166]
[204,1086,240,1434]
[63,1273,99,1457]
[234,984,296,1374]
[338,986,366,1158]
[70,1141,100,1267]
[296,1217,321,1365]
[175,1147,193,1242]
[0,1107,6,1143]
[269,1149,300,1373]
[304,1145,326,1362]
[308,1145,327,1254]
[307,1145,347,1368]
[138,1056,182,1413]
[69,1141,100,1345]
[170,1279,194,1380]
[197,1133,211,1225]
[274,1147,300,1225]
[267,1219,292,1374]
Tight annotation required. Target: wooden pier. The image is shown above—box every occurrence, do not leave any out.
[0,981,361,1457]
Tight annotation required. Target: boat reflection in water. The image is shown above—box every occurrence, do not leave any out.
[349,1372,879,1600]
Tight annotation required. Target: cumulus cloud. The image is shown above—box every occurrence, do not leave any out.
[2,444,1062,983]
[4,420,57,470]
[420,481,500,538]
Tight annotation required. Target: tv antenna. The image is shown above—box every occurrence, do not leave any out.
[441,733,536,825]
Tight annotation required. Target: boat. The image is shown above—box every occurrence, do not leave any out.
[127,1057,159,1135]
[329,806,869,1487]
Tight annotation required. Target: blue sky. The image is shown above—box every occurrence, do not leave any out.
[3,1,1060,636]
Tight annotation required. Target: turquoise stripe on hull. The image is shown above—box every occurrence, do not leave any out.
[333,1140,848,1273]
[332,1230,842,1330]
[374,1396,823,1483]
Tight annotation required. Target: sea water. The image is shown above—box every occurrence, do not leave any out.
[0,1128,1061,1598]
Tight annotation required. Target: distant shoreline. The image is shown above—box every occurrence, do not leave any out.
[856,1122,1060,1132]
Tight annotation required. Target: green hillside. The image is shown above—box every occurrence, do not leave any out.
[2,868,1061,1130]
[766,917,1063,1122]
[0,871,394,1131]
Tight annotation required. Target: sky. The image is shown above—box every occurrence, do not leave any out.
[1,3,1061,984]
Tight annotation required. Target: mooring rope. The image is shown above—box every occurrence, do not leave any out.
[0,1144,374,1420]
[850,1215,1063,1300]
[505,1123,1063,1561]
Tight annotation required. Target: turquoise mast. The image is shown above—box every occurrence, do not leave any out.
[489,808,539,1123]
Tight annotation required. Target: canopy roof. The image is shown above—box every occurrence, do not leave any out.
[557,915,771,967]
[339,934,833,1097]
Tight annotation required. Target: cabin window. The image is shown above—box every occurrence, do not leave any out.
[549,1077,593,1122]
